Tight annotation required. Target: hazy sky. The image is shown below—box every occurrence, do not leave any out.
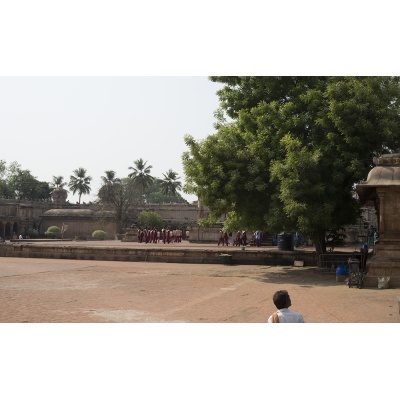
[0,76,224,203]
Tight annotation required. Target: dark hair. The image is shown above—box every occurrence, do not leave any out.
[273,290,290,309]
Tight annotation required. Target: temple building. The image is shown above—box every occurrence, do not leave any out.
[356,153,400,287]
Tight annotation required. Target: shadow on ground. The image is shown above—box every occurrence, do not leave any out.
[209,266,349,288]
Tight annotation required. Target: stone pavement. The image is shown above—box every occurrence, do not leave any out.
[1,251,399,323]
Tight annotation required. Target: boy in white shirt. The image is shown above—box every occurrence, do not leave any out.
[267,290,304,323]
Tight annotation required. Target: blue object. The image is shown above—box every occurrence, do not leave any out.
[336,265,347,276]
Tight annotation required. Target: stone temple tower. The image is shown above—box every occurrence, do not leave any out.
[51,187,68,208]
[356,153,400,287]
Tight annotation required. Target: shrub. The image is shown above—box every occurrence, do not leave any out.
[44,226,61,238]
[26,228,39,238]
[92,230,107,240]
[136,211,164,231]
[74,236,87,241]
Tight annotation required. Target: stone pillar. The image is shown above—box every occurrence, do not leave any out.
[357,154,400,287]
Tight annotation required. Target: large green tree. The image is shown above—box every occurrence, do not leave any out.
[0,160,51,201]
[183,76,400,254]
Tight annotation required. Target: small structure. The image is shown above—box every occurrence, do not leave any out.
[41,208,117,239]
[356,153,400,287]
[51,188,68,207]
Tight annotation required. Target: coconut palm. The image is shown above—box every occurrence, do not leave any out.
[128,158,154,203]
[98,170,120,204]
[68,167,92,204]
[101,170,119,185]
[160,169,182,197]
[50,175,67,189]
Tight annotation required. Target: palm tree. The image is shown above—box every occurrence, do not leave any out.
[160,169,182,197]
[98,170,120,205]
[50,176,67,189]
[101,170,119,185]
[128,158,154,203]
[68,167,92,204]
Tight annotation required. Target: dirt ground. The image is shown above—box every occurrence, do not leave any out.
[1,251,399,323]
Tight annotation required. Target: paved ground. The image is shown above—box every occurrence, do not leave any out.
[1,241,399,322]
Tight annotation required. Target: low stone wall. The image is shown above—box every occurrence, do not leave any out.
[0,243,318,266]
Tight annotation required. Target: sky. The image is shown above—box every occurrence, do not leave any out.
[0,76,224,203]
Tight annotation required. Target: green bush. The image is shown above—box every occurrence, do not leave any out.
[92,230,107,240]
[136,211,164,230]
[74,236,87,241]
[26,228,39,238]
[44,226,61,238]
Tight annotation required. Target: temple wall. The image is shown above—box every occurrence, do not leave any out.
[138,203,203,226]
[40,217,117,239]
[383,188,400,231]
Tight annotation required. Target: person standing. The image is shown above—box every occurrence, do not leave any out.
[235,231,241,246]
[166,228,171,244]
[267,290,304,323]
[242,231,247,246]
[223,231,229,246]
[217,230,224,246]
[255,230,261,247]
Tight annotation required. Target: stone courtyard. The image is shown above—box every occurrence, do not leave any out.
[1,242,399,323]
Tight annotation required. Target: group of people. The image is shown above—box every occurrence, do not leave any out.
[217,230,230,246]
[217,229,264,247]
[137,228,183,244]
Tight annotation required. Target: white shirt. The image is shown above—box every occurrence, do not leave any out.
[267,308,304,323]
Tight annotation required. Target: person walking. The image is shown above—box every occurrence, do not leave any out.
[267,290,304,323]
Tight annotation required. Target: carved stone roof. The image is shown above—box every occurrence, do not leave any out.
[357,154,400,203]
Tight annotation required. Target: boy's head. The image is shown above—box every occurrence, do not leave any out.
[273,290,292,309]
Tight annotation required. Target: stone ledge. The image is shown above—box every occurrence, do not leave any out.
[0,243,318,266]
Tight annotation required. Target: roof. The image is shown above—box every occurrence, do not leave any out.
[356,154,400,203]
[44,209,94,217]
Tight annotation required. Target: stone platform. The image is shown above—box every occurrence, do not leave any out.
[0,240,318,266]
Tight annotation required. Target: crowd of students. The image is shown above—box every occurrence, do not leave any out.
[217,230,265,247]
[137,228,183,244]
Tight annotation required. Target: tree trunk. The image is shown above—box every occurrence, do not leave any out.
[312,231,327,257]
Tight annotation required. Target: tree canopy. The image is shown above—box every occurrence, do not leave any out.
[0,160,51,201]
[183,76,400,254]
[144,178,187,204]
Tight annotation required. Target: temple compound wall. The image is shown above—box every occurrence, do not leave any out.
[0,195,202,240]
[0,199,50,239]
